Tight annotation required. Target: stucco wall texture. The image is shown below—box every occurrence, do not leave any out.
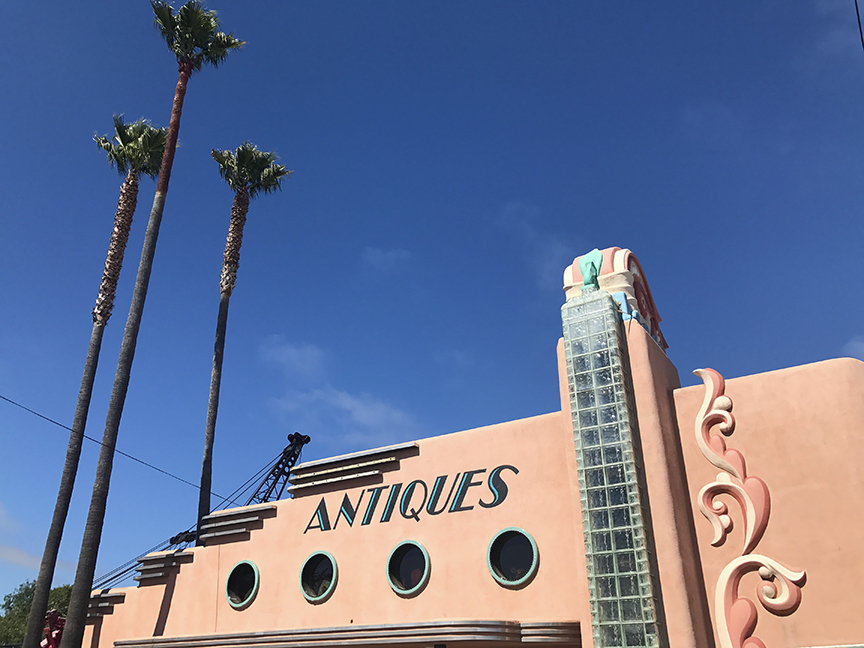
[84,407,593,646]
[674,357,864,648]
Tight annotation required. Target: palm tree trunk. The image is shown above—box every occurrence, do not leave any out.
[196,188,248,541]
[22,324,104,648]
[218,188,249,298]
[23,171,139,648]
[60,62,192,648]
[196,292,230,541]
[93,172,139,325]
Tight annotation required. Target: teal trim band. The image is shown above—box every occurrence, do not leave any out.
[386,540,430,597]
[487,527,538,588]
[225,560,260,610]
[299,551,338,603]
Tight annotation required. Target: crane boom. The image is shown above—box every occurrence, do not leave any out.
[245,433,311,505]
[91,434,312,591]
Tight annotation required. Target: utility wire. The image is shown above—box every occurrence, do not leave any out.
[2,392,302,589]
[856,0,864,55]
[93,451,288,589]
[0,393,226,500]
[210,447,293,511]
[92,536,177,589]
[211,453,280,510]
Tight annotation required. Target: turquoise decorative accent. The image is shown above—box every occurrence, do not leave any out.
[299,551,338,604]
[612,291,649,332]
[386,540,430,598]
[225,560,260,610]
[611,292,633,317]
[579,248,604,290]
[487,527,539,589]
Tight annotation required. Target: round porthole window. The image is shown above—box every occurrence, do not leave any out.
[300,552,337,603]
[387,541,430,597]
[225,560,259,609]
[487,528,538,588]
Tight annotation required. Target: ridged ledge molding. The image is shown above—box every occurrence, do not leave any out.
[114,620,582,648]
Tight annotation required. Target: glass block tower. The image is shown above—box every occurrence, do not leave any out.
[561,285,666,648]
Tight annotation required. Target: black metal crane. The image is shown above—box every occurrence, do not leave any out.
[245,432,310,505]
[93,433,311,590]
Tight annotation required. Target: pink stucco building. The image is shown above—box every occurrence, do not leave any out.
[80,248,864,648]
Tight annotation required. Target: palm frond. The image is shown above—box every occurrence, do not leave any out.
[151,1,176,49]
[96,117,130,175]
[94,134,128,176]
[136,126,168,179]
[112,114,133,148]
[212,142,291,199]
[152,0,243,72]
[94,135,113,154]
[96,116,166,179]
[177,0,213,62]
[211,148,241,191]
[251,164,291,198]
[201,32,245,68]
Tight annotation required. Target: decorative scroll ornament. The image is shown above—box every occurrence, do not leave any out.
[693,369,805,648]
[693,369,770,554]
[698,473,770,555]
[715,555,806,648]
[694,368,743,479]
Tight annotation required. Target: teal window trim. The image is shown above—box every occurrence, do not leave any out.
[387,540,430,597]
[299,551,338,603]
[487,527,539,588]
[225,560,260,610]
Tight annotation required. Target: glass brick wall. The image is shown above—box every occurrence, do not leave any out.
[561,287,666,648]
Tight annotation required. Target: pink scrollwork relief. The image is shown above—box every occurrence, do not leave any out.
[694,368,743,479]
[693,368,770,554]
[698,473,770,555]
[715,555,806,648]
[693,368,805,648]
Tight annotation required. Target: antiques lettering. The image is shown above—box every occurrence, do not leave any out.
[304,465,518,533]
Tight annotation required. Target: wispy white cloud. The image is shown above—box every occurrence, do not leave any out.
[259,335,327,384]
[499,203,579,291]
[0,503,76,575]
[842,336,864,361]
[789,0,863,76]
[812,0,861,61]
[361,247,412,273]
[0,544,40,569]
[270,385,419,451]
[435,348,474,372]
[0,544,75,574]
[260,338,422,454]
[434,348,475,390]
[0,502,20,534]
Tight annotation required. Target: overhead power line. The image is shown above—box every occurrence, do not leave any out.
[0,392,226,500]
[93,450,288,590]
[856,0,864,55]
[2,392,307,590]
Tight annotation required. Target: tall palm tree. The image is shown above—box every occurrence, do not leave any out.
[197,143,290,540]
[22,117,165,648]
[60,5,243,648]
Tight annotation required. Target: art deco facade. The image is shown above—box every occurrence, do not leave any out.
[80,248,864,648]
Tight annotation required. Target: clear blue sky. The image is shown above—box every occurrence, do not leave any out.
[1,1,863,596]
